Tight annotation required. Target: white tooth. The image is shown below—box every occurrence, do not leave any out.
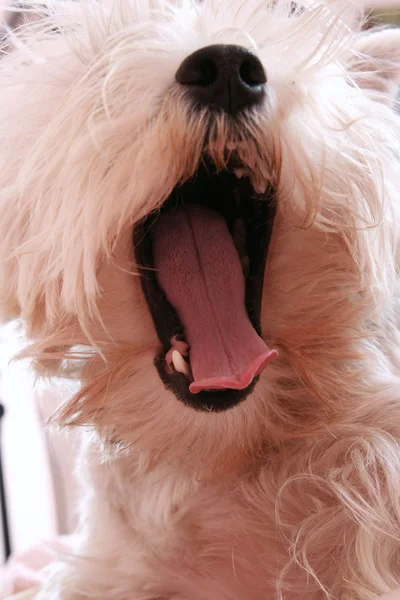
[234,168,244,179]
[172,350,190,377]
[253,180,268,195]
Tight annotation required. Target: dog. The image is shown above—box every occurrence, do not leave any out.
[1,0,400,598]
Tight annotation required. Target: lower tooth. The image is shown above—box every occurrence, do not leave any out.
[172,350,190,377]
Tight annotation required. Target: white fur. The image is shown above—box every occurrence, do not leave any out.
[1,1,400,598]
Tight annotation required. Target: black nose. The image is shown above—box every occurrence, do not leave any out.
[175,44,267,115]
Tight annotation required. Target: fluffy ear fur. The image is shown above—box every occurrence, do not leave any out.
[350,28,400,103]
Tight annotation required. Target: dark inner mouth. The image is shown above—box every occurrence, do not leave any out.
[134,159,277,412]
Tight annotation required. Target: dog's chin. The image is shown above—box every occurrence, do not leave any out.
[134,155,277,413]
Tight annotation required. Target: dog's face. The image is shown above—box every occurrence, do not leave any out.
[1,0,400,467]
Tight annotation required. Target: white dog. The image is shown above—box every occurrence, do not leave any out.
[1,1,400,598]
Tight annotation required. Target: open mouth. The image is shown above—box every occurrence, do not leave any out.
[134,155,277,412]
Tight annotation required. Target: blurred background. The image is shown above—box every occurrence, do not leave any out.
[0,0,399,584]
[0,322,79,566]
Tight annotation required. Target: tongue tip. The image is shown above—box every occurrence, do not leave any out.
[189,349,278,395]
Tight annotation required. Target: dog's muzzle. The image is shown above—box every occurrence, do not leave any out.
[175,44,267,115]
[134,45,276,413]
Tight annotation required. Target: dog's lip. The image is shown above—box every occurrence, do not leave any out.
[155,351,260,412]
[134,161,277,412]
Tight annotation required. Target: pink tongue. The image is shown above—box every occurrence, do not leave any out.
[151,204,277,394]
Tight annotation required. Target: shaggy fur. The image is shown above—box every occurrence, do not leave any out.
[1,0,400,598]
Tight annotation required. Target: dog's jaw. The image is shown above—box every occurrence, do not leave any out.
[134,155,278,411]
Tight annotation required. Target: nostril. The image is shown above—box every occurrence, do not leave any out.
[193,58,218,87]
[176,57,218,87]
[239,59,267,88]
